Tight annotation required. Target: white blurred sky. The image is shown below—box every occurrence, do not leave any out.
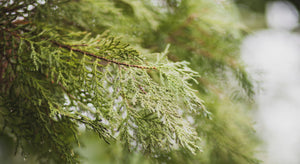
[241,1,300,163]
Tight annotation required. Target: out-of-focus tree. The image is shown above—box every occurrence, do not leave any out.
[0,0,259,163]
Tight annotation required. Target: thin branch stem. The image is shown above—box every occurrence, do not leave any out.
[52,41,157,70]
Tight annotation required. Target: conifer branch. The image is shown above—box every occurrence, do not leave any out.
[51,41,157,70]
[2,27,156,70]
[0,0,259,163]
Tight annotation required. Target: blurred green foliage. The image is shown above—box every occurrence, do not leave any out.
[236,0,300,12]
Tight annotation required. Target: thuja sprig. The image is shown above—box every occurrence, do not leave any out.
[51,41,157,70]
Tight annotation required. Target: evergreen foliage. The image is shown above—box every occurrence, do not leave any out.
[0,0,259,163]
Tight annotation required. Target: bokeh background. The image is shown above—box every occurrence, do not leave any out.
[238,0,300,163]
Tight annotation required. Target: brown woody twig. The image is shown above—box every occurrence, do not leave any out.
[52,41,156,70]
